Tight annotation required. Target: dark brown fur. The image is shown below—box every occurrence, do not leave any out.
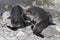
[7,5,31,31]
[27,6,55,38]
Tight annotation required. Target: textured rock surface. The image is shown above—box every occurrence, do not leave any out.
[0,0,60,40]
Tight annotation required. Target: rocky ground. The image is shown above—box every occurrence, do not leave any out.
[0,0,60,40]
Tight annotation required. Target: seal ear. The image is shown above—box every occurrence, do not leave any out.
[49,22,56,25]
[8,16,12,19]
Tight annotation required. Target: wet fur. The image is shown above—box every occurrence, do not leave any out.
[27,6,55,38]
[7,5,31,31]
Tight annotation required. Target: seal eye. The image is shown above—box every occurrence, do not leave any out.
[14,19,18,24]
[11,19,18,24]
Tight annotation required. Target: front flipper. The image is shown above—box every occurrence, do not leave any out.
[35,33,44,38]
[33,32,44,38]
[33,30,44,38]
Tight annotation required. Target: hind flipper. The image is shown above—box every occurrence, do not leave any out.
[7,26,19,31]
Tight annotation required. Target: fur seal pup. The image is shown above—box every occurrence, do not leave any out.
[7,5,31,31]
[26,6,55,38]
